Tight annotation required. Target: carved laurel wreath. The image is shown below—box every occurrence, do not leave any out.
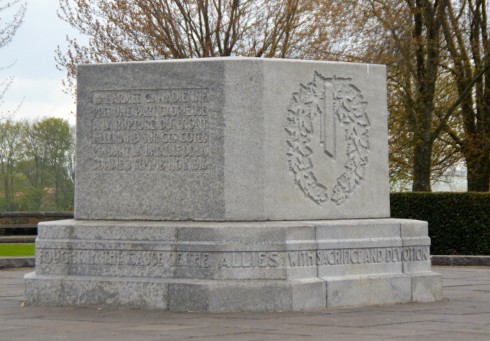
[285,72,370,205]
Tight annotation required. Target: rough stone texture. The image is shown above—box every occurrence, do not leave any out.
[325,275,412,307]
[411,272,443,303]
[24,273,168,309]
[75,58,390,221]
[167,279,326,312]
[24,218,442,312]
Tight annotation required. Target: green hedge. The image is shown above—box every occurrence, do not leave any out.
[390,192,490,255]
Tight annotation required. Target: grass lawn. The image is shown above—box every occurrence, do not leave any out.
[0,243,35,257]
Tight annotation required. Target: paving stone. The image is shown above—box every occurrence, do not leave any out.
[3,266,490,340]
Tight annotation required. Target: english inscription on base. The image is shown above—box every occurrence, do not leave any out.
[39,246,430,271]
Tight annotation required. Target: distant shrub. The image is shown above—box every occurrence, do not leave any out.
[390,192,490,255]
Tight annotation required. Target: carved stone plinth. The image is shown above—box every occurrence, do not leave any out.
[25,219,442,312]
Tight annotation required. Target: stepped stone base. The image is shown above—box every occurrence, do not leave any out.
[24,218,442,312]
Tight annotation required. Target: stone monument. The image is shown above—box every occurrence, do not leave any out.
[24,58,442,311]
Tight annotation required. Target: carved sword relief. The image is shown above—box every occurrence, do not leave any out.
[286,72,371,205]
[321,82,336,159]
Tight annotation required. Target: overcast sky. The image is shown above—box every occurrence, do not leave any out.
[2,0,81,125]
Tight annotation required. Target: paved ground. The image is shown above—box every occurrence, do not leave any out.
[0,267,489,340]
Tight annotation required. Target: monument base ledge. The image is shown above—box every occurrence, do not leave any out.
[24,218,443,312]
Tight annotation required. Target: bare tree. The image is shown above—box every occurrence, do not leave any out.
[311,0,451,191]
[0,119,22,210]
[441,0,490,191]
[56,0,315,95]
[0,0,26,49]
[0,0,26,118]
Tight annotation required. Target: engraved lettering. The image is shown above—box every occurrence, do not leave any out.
[38,247,431,272]
[90,88,210,172]
[288,252,298,266]
[269,253,280,267]
[219,255,230,268]
[258,252,268,267]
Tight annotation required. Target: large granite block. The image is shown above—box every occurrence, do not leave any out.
[75,58,390,221]
[168,279,326,312]
[25,273,168,309]
[411,272,443,303]
[325,274,412,307]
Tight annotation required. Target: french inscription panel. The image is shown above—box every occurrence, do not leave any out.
[89,88,210,172]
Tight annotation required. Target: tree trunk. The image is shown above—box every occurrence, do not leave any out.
[466,153,490,191]
[3,176,9,209]
[412,138,433,191]
[3,175,13,211]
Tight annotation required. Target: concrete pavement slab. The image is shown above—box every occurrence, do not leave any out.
[0,266,489,340]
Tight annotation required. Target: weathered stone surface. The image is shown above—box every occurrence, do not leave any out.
[75,58,390,221]
[324,274,412,307]
[168,279,326,312]
[411,272,443,303]
[25,273,168,309]
[25,218,442,311]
